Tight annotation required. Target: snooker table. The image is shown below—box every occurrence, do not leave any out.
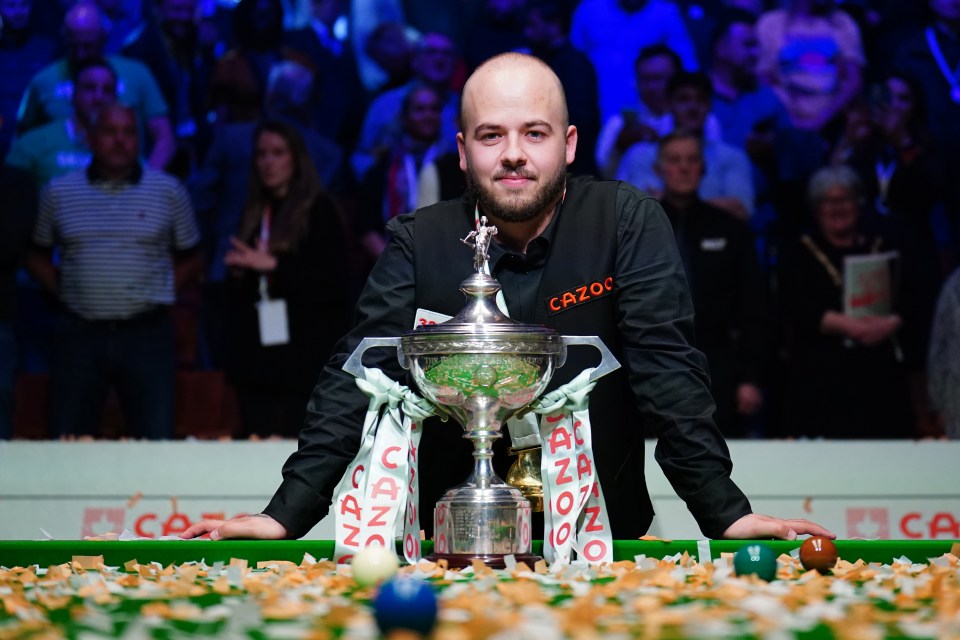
[1,539,958,639]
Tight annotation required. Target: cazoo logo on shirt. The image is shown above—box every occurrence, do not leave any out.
[546,276,615,315]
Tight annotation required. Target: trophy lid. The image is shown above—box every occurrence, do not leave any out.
[402,217,561,354]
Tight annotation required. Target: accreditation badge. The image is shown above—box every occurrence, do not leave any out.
[257,298,290,346]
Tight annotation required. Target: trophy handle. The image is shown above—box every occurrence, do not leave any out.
[342,337,405,378]
[559,336,621,383]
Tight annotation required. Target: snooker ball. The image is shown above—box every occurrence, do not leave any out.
[351,545,400,587]
[373,577,438,636]
[799,536,839,573]
[733,543,778,581]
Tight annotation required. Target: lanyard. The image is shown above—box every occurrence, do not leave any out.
[875,158,896,215]
[258,205,272,300]
[926,27,960,103]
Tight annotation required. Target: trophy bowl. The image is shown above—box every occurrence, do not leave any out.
[400,271,564,568]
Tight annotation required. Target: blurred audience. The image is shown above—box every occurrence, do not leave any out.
[0,0,55,160]
[757,0,865,134]
[25,104,201,439]
[350,32,459,182]
[17,2,175,169]
[571,0,698,121]
[223,121,350,438]
[617,71,754,220]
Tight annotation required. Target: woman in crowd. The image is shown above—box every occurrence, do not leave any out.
[224,121,351,438]
[779,165,915,439]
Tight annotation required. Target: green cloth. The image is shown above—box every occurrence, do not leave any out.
[5,119,90,187]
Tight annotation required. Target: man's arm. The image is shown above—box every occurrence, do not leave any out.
[173,246,202,291]
[25,245,58,298]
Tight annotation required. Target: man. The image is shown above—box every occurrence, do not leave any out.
[16,2,174,170]
[617,71,754,220]
[6,58,117,187]
[183,53,831,543]
[25,104,201,439]
[655,132,767,437]
[350,32,460,182]
[0,0,55,160]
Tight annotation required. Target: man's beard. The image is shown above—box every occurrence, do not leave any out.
[466,161,567,223]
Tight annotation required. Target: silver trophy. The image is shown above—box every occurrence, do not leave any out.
[344,218,617,568]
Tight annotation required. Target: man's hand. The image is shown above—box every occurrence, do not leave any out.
[180,513,288,540]
[722,514,835,540]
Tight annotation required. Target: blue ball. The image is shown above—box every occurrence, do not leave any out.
[733,543,778,581]
[372,578,438,636]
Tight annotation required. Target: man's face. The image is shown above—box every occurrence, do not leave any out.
[932,0,960,21]
[718,22,758,74]
[90,107,138,173]
[0,0,31,31]
[457,63,576,223]
[159,0,196,39]
[403,87,442,142]
[657,137,703,198]
[73,66,117,123]
[413,34,456,86]
[669,86,711,132]
[66,22,104,62]
[636,54,676,112]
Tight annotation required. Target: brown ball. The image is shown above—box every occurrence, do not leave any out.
[799,536,839,573]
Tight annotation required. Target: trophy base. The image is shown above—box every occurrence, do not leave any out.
[426,552,542,570]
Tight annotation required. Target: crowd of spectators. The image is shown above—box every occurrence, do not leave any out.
[2,0,959,441]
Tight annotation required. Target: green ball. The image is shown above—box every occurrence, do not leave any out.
[733,543,778,581]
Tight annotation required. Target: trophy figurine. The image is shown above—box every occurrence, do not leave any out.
[342,218,618,568]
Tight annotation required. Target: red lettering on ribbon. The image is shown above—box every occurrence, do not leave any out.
[343,524,360,548]
[555,522,571,546]
[381,446,402,469]
[340,495,362,520]
[556,490,574,516]
[576,453,593,479]
[554,458,574,485]
[583,539,608,562]
[351,465,364,489]
[584,506,604,532]
[548,425,572,452]
[370,477,400,501]
[368,505,391,528]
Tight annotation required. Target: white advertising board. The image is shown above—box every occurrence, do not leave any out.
[0,440,957,541]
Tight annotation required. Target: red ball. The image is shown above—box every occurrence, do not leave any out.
[799,536,839,573]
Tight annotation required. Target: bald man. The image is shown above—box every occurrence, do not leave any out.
[183,53,832,544]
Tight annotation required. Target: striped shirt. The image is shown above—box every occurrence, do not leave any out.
[33,168,200,320]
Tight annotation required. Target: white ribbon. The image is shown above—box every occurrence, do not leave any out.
[332,367,440,564]
[532,368,614,565]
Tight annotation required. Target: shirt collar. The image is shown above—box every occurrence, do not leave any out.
[86,161,144,185]
[487,201,561,275]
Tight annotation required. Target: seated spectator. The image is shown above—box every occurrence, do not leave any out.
[351,32,460,183]
[0,165,37,439]
[617,71,754,220]
[523,0,600,176]
[928,266,960,439]
[357,84,447,265]
[570,0,698,121]
[122,0,221,180]
[25,104,201,439]
[655,132,768,437]
[0,0,56,161]
[190,60,342,369]
[6,58,117,187]
[223,121,350,438]
[16,2,175,170]
[756,0,865,133]
[779,165,914,439]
